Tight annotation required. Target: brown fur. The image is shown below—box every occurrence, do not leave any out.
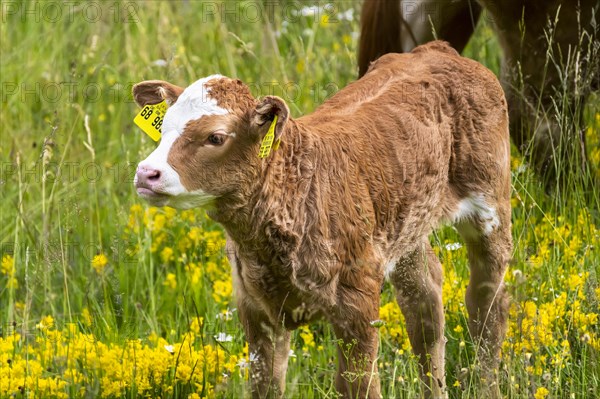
[359,0,599,184]
[136,41,512,399]
[205,77,257,113]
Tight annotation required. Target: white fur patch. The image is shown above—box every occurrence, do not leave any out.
[161,74,229,134]
[384,259,398,278]
[453,194,500,235]
[137,75,228,208]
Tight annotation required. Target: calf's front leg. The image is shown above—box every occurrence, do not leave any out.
[228,239,291,398]
[237,298,291,399]
[330,281,382,398]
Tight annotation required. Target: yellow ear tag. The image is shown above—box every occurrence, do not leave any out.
[272,136,281,151]
[258,115,279,158]
[134,100,168,141]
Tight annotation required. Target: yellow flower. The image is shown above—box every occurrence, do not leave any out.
[212,278,232,304]
[190,317,204,334]
[6,277,18,289]
[151,232,167,252]
[1,254,17,287]
[511,156,523,171]
[91,253,108,273]
[163,273,177,290]
[164,207,177,220]
[130,204,143,215]
[567,272,587,292]
[0,318,239,398]
[534,387,550,399]
[160,247,174,263]
[178,236,192,252]
[150,212,167,233]
[299,325,315,351]
[319,14,329,27]
[188,226,202,242]
[82,307,93,327]
[180,210,197,223]
[378,301,411,349]
[36,315,55,330]
[1,254,15,276]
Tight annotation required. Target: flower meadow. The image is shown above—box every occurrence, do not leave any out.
[1,1,599,398]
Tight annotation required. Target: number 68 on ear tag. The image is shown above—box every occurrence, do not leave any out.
[134,101,168,141]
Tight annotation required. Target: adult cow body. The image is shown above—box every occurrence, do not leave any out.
[360,0,599,184]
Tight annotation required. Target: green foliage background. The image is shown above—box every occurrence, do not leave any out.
[1,1,598,398]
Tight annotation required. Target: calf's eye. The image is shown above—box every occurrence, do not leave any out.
[207,134,227,146]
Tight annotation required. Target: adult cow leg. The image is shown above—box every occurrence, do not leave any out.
[389,240,446,399]
[456,202,511,399]
[358,0,481,77]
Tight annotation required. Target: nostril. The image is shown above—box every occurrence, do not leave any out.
[136,167,162,185]
[147,170,161,181]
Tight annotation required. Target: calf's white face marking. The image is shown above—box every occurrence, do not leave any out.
[135,75,229,209]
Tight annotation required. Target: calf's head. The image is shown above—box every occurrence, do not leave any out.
[133,76,289,209]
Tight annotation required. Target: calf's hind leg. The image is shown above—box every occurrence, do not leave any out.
[456,199,512,398]
[389,240,446,399]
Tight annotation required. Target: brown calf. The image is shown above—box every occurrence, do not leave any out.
[133,41,512,398]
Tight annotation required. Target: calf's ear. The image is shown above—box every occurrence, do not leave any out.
[132,80,184,107]
[251,96,289,140]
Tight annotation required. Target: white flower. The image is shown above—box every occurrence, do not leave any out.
[294,4,334,18]
[337,9,354,21]
[445,242,463,251]
[302,28,313,37]
[214,333,233,342]
[370,319,385,328]
[216,308,235,321]
[237,358,249,369]
[152,59,168,67]
[237,351,260,369]
[249,351,260,362]
[296,6,318,17]
[512,269,526,284]
[164,345,174,353]
[288,349,296,358]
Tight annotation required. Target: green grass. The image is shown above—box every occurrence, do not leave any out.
[1,1,598,398]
